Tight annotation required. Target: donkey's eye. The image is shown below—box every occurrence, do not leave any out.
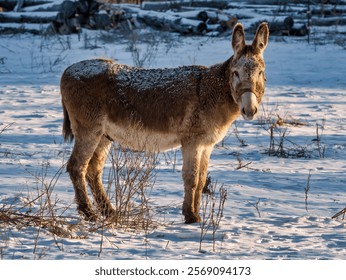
[259,71,267,81]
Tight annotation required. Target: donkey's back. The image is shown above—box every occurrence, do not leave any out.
[61,58,230,151]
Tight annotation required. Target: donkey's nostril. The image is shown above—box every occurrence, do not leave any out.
[241,107,257,120]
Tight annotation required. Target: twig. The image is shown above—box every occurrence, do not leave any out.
[0,44,15,53]
[98,218,105,258]
[305,171,312,212]
[332,207,346,220]
[0,123,13,135]
[235,154,252,170]
[315,121,326,158]
[212,186,227,252]
[233,124,247,147]
[199,181,227,253]
[236,161,253,170]
[248,199,261,218]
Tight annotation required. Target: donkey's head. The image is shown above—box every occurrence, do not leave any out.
[229,22,269,120]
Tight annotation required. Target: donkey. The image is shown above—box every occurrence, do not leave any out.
[60,22,269,224]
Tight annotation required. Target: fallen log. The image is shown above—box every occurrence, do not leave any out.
[219,15,237,30]
[22,2,62,12]
[88,11,111,29]
[269,16,294,35]
[311,16,346,26]
[52,0,123,34]
[137,9,206,34]
[174,0,230,9]
[205,10,220,24]
[54,20,77,34]
[0,11,56,23]
[0,0,52,10]
[290,23,309,36]
[0,22,50,34]
[13,0,23,12]
[113,3,141,15]
[168,10,208,22]
[60,0,76,19]
[141,0,229,11]
[137,10,180,30]
[179,17,206,33]
[250,16,293,35]
[245,0,346,4]
[141,1,179,11]
[311,7,346,17]
[248,16,294,36]
[206,22,223,33]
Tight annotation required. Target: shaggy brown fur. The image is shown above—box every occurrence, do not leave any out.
[60,22,269,223]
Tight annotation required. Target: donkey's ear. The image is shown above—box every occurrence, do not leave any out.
[232,23,245,57]
[252,22,269,54]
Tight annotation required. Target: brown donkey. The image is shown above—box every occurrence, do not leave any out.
[60,22,269,223]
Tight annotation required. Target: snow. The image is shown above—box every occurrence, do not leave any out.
[0,27,346,261]
[64,59,112,80]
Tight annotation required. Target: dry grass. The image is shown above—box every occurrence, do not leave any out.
[199,176,227,253]
[0,207,77,239]
[0,141,160,248]
[106,143,159,231]
[257,105,328,159]
[0,160,87,241]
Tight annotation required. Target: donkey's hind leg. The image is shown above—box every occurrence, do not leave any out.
[86,136,115,218]
[67,133,102,220]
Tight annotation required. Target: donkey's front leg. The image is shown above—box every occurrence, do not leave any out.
[181,144,203,223]
[194,146,213,216]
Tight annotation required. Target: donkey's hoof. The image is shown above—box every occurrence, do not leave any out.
[102,208,117,220]
[81,212,98,222]
[78,206,98,221]
[184,214,201,224]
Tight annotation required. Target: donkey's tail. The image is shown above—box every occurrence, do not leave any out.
[62,101,74,142]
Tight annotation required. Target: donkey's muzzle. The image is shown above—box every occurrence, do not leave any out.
[240,92,259,120]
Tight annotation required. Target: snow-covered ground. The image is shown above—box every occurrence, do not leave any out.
[0,26,346,260]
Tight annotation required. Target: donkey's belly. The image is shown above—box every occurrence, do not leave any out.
[106,122,181,152]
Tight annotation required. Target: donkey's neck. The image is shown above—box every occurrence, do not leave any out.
[201,57,239,114]
[190,57,240,138]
